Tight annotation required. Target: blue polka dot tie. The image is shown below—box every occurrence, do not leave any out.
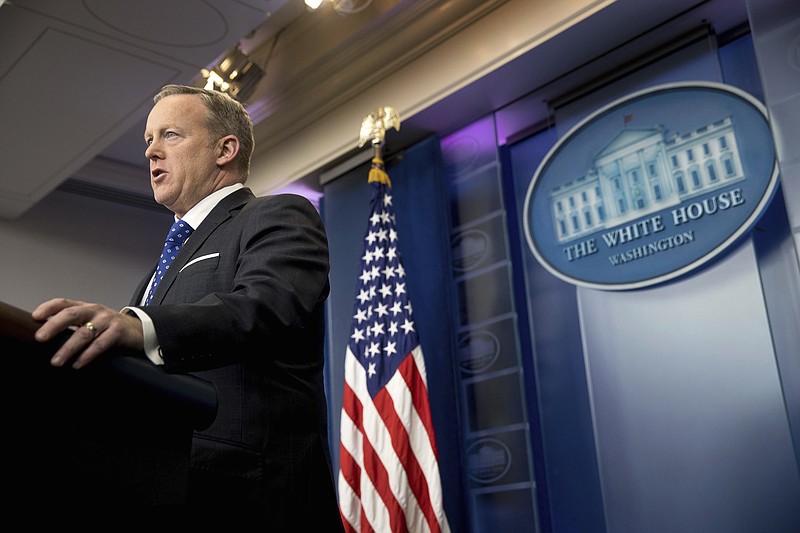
[145,220,194,306]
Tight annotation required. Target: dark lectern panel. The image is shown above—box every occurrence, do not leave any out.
[1,301,217,523]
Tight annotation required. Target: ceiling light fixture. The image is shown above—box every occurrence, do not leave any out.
[197,44,264,102]
[304,0,372,15]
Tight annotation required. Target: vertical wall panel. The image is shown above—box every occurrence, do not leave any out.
[579,238,800,532]
[442,115,543,532]
[508,127,607,533]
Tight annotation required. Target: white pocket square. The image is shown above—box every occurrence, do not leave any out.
[179,253,220,273]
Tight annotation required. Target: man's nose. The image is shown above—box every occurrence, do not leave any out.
[145,142,158,159]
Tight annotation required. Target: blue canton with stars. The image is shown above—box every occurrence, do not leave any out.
[348,181,418,398]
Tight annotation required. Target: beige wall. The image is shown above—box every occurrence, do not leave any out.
[0,190,171,312]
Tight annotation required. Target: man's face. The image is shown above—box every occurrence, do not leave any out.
[144,94,222,217]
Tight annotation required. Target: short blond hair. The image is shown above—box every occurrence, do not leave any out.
[154,84,255,177]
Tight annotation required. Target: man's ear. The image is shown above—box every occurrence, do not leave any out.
[217,135,240,166]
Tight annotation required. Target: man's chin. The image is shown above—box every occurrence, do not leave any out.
[152,190,175,211]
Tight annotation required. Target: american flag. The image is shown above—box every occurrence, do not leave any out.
[338,158,450,533]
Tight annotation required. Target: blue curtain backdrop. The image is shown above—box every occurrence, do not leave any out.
[321,136,465,531]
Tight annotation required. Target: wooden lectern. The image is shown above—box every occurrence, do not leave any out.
[0,300,217,520]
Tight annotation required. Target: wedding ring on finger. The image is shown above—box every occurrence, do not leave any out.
[83,321,98,337]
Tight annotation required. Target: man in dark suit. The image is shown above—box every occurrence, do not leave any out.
[33,84,344,529]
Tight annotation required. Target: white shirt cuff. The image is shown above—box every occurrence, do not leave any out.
[121,306,164,365]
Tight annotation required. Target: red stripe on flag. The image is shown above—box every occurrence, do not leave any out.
[374,370,441,533]
[400,350,440,458]
[340,383,363,497]
[339,437,361,499]
[359,410,409,533]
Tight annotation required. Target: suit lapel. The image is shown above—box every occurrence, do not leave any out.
[149,187,254,305]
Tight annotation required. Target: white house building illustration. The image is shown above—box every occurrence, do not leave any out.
[550,116,745,243]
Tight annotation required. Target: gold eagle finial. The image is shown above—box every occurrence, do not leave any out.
[359,106,400,148]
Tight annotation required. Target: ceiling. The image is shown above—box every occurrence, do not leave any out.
[0,0,749,219]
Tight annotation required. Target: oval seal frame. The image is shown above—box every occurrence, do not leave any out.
[523,81,779,290]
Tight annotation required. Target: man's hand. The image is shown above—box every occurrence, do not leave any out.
[32,298,144,369]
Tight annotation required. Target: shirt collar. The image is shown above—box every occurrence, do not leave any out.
[178,183,244,230]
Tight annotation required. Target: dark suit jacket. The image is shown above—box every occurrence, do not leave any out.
[130,188,342,529]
